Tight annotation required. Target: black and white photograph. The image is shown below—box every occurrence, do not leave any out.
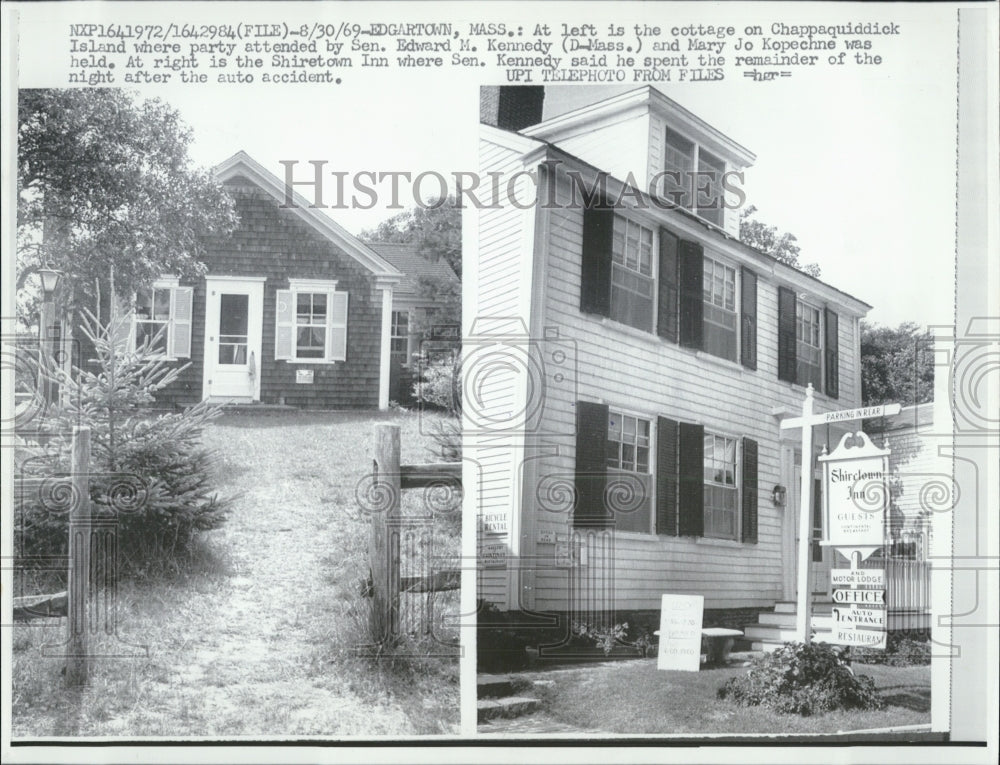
[1,0,997,762]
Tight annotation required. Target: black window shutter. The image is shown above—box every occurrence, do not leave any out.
[740,267,758,370]
[579,201,614,317]
[655,416,679,535]
[741,437,758,543]
[824,308,840,399]
[677,421,704,537]
[574,401,610,528]
[777,286,797,383]
[657,228,679,342]
[678,241,704,350]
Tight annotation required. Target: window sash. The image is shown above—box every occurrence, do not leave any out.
[796,303,823,387]
[703,433,738,540]
[696,150,725,226]
[606,411,652,533]
[609,216,655,331]
[701,257,737,361]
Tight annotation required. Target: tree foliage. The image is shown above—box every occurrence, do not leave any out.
[16,309,228,575]
[360,199,461,277]
[739,205,821,277]
[860,321,934,407]
[17,89,236,316]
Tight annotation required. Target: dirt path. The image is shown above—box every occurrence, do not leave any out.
[12,411,459,737]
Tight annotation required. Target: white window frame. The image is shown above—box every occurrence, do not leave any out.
[703,431,740,541]
[702,254,738,363]
[390,309,412,363]
[606,408,654,535]
[695,148,726,227]
[609,215,656,333]
[131,277,189,360]
[278,278,349,364]
[795,300,823,389]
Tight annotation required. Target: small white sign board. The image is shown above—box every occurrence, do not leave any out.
[657,594,704,672]
[833,606,887,629]
[819,431,890,561]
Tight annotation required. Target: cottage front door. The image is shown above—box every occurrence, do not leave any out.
[203,277,265,402]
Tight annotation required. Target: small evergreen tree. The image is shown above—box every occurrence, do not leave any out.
[16,307,229,575]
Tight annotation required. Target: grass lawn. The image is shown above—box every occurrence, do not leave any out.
[11,409,460,737]
[530,658,930,736]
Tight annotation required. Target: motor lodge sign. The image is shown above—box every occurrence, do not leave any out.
[819,430,890,649]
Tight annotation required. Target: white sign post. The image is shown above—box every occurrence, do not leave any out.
[779,386,899,644]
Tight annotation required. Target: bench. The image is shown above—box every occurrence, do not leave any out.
[654,627,744,666]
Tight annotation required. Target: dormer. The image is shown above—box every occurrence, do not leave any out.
[519,86,755,238]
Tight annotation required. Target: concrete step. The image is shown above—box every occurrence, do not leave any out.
[477,673,533,699]
[773,601,796,614]
[477,696,541,723]
[757,612,797,627]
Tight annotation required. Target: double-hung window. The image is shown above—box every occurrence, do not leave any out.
[390,310,410,361]
[610,216,655,331]
[703,433,739,540]
[702,256,738,362]
[275,280,348,363]
[796,302,823,389]
[132,278,193,359]
[778,287,840,398]
[606,410,652,534]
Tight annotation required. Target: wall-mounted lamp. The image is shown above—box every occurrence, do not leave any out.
[771,484,787,507]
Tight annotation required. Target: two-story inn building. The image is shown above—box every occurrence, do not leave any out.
[471,86,874,646]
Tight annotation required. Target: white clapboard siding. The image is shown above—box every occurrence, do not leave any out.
[524,179,866,612]
[473,135,537,607]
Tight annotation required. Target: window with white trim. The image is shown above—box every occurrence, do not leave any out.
[606,410,653,533]
[390,310,410,361]
[610,216,655,331]
[702,255,737,361]
[131,279,193,359]
[796,302,822,389]
[275,280,348,363]
[703,432,738,540]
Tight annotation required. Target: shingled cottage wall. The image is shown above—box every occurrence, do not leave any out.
[153,175,383,409]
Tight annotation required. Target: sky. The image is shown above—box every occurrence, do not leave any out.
[9,1,962,329]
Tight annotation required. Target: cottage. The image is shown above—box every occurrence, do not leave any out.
[473,86,874,645]
[76,151,457,410]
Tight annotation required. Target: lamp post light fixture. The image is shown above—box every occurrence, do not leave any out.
[36,266,63,406]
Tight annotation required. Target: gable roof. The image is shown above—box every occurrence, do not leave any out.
[366,242,459,299]
[213,151,402,283]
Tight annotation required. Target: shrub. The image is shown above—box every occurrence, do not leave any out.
[572,621,629,656]
[853,632,931,666]
[718,642,885,716]
[412,350,460,413]
[15,308,229,577]
[477,600,534,672]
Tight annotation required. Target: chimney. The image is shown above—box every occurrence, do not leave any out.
[480,86,545,131]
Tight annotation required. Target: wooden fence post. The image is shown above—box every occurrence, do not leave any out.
[371,424,401,642]
[65,426,91,686]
